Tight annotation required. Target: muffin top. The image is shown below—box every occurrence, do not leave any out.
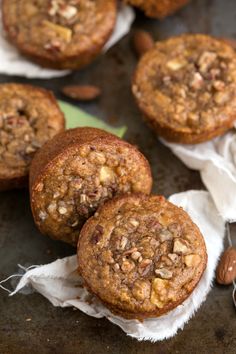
[0,83,64,179]
[133,34,236,137]
[2,0,116,59]
[78,194,207,319]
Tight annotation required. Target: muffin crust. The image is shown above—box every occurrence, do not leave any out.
[78,194,207,319]
[133,34,236,144]
[0,83,65,191]
[125,0,189,19]
[30,128,152,245]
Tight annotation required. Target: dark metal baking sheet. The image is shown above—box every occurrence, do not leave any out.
[0,0,236,353]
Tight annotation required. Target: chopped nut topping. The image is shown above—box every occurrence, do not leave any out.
[150,278,169,308]
[166,58,187,71]
[173,239,189,254]
[184,254,201,267]
[139,259,152,268]
[129,219,139,227]
[120,236,128,250]
[155,268,173,279]
[190,72,204,90]
[168,253,178,263]
[43,20,72,42]
[159,229,172,242]
[121,260,135,273]
[213,80,225,91]
[198,51,217,73]
[99,166,115,183]
[113,263,120,271]
[39,211,47,221]
[58,5,77,20]
[58,206,67,215]
[131,251,141,260]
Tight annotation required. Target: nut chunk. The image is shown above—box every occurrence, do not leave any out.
[78,194,207,320]
[30,128,152,246]
[133,34,236,144]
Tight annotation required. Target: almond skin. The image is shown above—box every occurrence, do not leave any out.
[132,30,154,57]
[216,246,236,285]
[61,85,101,101]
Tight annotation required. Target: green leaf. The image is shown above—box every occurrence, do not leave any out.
[58,100,126,138]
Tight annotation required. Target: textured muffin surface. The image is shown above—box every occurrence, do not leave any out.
[78,194,207,319]
[2,0,116,69]
[30,128,152,245]
[133,34,236,143]
[0,83,65,190]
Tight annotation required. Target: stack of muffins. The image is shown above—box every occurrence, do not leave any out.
[2,0,236,323]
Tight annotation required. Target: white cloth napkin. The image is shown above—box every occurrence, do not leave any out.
[7,190,225,342]
[162,126,236,222]
[0,3,135,78]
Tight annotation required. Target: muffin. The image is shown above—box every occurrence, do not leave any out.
[30,128,152,245]
[0,83,65,191]
[125,0,189,19]
[2,0,117,70]
[133,34,236,144]
[78,194,207,319]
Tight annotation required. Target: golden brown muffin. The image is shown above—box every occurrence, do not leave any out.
[125,0,189,19]
[133,34,236,144]
[78,194,207,319]
[2,0,117,70]
[30,128,152,245]
[0,83,65,191]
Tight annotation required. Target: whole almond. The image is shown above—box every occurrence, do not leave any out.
[62,85,101,101]
[132,30,154,57]
[216,246,236,285]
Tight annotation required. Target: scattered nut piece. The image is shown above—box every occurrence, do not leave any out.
[216,246,236,285]
[61,85,101,101]
[132,30,154,57]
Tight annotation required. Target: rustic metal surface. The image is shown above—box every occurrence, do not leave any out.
[0,0,236,353]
